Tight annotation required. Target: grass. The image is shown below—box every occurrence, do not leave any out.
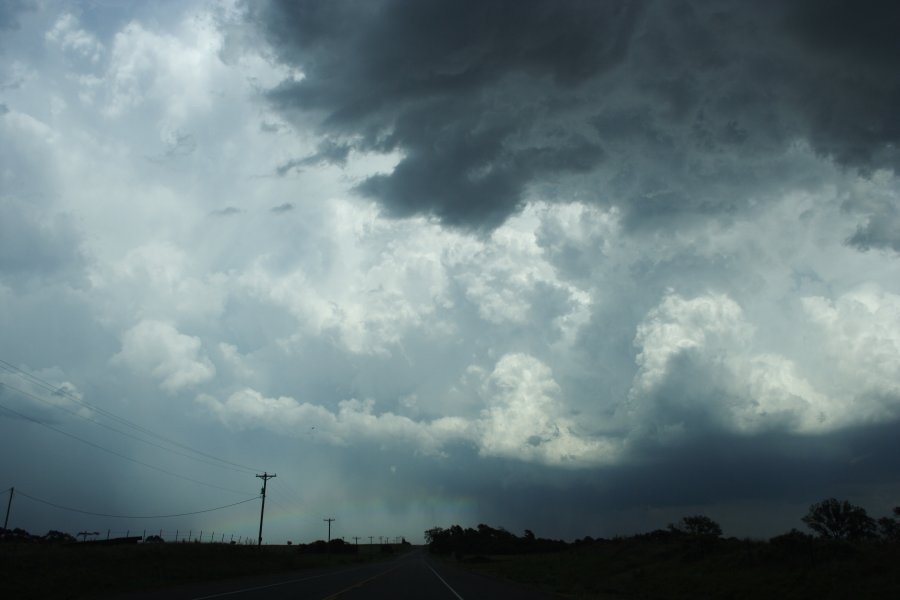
[0,542,405,599]
[449,538,900,599]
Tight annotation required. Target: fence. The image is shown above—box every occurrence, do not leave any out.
[80,529,254,544]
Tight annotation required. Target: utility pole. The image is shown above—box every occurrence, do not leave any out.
[352,536,360,546]
[3,487,12,530]
[256,472,276,547]
[323,518,335,542]
[369,535,374,545]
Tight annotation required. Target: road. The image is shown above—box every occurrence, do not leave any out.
[113,549,558,599]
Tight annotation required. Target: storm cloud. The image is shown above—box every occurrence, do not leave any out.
[2,0,900,546]
[250,0,900,238]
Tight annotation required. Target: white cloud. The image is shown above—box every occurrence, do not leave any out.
[102,14,225,120]
[803,285,900,406]
[198,352,618,467]
[627,290,885,436]
[197,387,470,455]
[631,291,753,397]
[94,242,227,325]
[475,353,618,466]
[45,13,104,63]
[112,320,215,393]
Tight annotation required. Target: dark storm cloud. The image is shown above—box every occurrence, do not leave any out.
[250,0,630,229]
[248,0,900,236]
[785,0,900,170]
[417,423,900,539]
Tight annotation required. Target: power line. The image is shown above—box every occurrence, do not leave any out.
[0,381,252,476]
[0,359,261,473]
[15,489,259,519]
[0,400,249,496]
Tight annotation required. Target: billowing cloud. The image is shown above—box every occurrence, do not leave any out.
[198,387,470,455]
[4,0,900,546]
[113,320,215,393]
[247,0,900,234]
[474,353,617,466]
[198,352,615,467]
[45,13,103,62]
[628,292,833,436]
[802,285,900,405]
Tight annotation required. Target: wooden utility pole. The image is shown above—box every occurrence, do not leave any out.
[256,472,276,547]
[324,518,335,542]
[3,487,12,530]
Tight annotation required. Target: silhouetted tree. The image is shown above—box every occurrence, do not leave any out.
[877,506,900,542]
[802,498,876,541]
[42,530,76,544]
[669,515,723,539]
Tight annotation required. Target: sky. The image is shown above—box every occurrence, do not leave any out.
[2,0,900,545]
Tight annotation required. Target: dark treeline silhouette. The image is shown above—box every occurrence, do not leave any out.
[0,528,76,544]
[425,523,568,555]
[425,498,900,556]
[296,538,411,554]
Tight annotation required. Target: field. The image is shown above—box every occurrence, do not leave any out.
[0,541,403,599]
[452,537,900,599]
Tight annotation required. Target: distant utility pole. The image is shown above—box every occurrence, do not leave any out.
[369,536,374,545]
[256,472,276,547]
[323,518,335,542]
[3,486,12,530]
[352,536,360,546]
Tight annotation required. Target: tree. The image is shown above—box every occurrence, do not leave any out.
[802,498,876,541]
[669,515,723,539]
[42,530,76,544]
[877,506,900,542]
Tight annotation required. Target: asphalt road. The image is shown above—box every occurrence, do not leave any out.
[113,549,558,599]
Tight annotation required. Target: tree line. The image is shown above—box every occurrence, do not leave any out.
[425,497,900,555]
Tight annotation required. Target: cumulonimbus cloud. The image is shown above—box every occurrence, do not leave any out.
[246,0,900,242]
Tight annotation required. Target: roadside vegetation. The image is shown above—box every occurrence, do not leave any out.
[426,499,900,599]
[0,534,409,599]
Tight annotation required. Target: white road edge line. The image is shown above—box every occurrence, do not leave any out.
[425,562,465,600]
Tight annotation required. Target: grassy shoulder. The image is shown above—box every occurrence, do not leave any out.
[445,537,900,599]
[0,541,409,599]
